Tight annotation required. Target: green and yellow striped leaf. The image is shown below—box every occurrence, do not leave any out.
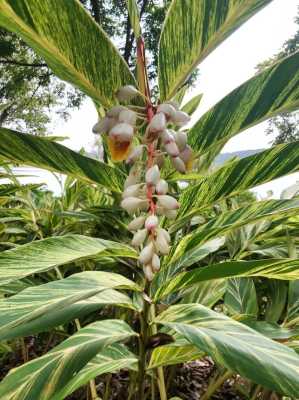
[224,278,258,316]
[171,198,299,252]
[0,271,140,341]
[126,0,141,39]
[0,234,137,285]
[180,279,226,307]
[151,237,224,295]
[0,128,124,192]
[189,51,299,155]
[0,184,41,196]
[286,280,299,325]
[57,344,138,399]
[155,304,299,397]
[0,320,137,400]
[178,141,299,218]
[182,94,203,116]
[154,258,299,301]
[158,0,272,100]
[148,338,202,369]
[0,0,136,107]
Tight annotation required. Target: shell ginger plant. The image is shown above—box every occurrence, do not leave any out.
[1,1,299,400]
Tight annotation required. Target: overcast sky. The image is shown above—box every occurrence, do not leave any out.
[47,0,299,196]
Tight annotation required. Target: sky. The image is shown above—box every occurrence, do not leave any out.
[32,0,299,197]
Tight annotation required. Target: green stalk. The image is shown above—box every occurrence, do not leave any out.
[137,295,150,399]
[201,370,233,400]
[149,304,167,400]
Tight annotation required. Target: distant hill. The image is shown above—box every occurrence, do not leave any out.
[215,149,264,165]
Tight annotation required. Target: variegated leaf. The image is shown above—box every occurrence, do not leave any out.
[148,337,202,369]
[182,94,203,115]
[154,258,299,301]
[178,142,299,218]
[0,271,140,341]
[155,304,299,397]
[0,128,124,192]
[224,278,258,316]
[158,0,272,100]
[189,50,299,155]
[55,344,138,399]
[0,320,137,400]
[0,234,137,285]
[0,0,136,107]
[180,279,226,307]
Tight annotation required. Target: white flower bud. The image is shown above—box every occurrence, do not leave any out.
[164,209,177,220]
[122,183,142,198]
[171,156,186,173]
[107,106,127,118]
[160,129,173,144]
[157,103,176,120]
[146,165,160,185]
[121,197,148,214]
[151,253,160,272]
[126,145,144,164]
[93,117,117,135]
[119,109,137,126]
[155,231,170,255]
[139,242,154,265]
[172,111,191,127]
[148,113,166,133]
[156,179,168,195]
[143,265,154,281]
[124,165,140,189]
[174,131,187,151]
[157,227,170,243]
[109,123,134,142]
[128,215,146,231]
[132,229,147,247]
[116,85,139,102]
[179,145,193,163]
[157,195,179,210]
[165,141,180,157]
[165,101,179,110]
[145,215,159,231]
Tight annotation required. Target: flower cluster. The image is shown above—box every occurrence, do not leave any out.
[93,85,193,281]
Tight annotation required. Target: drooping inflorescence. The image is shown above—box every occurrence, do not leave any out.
[93,86,193,281]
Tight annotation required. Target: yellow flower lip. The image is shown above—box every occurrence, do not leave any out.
[108,137,132,162]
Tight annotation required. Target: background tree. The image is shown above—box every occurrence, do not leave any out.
[256,6,299,145]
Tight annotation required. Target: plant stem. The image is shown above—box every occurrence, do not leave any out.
[201,370,233,400]
[149,305,167,400]
[137,294,150,399]
[250,384,261,400]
